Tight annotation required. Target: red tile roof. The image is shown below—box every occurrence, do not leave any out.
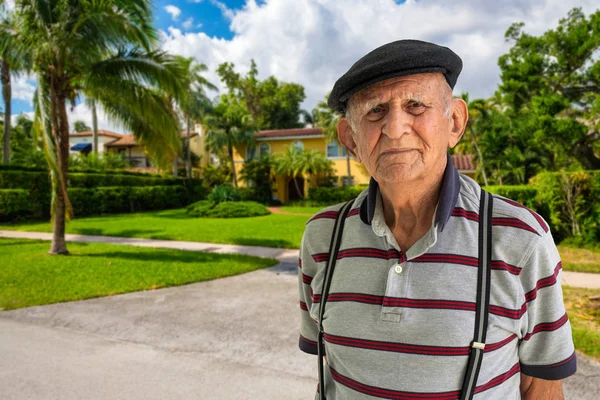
[69,130,122,139]
[105,134,139,147]
[452,154,475,171]
[255,128,323,138]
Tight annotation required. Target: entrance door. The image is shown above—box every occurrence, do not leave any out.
[288,177,305,201]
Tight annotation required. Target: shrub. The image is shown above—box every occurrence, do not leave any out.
[0,170,51,219]
[186,200,270,218]
[0,189,32,222]
[308,185,367,204]
[209,185,241,204]
[531,171,600,245]
[483,185,539,210]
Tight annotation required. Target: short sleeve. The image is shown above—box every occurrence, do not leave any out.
[517,229,577,380]
[298,232,319,355]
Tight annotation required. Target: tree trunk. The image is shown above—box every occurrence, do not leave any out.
[571,141,600,170]
[346,152,351,178]
[469,127,488,186]
[1,59,11,164]
[172,159,178,177]
[186,115,191,178]
[48,82,71,255]
[293,175,303,200]
[91,99,98,155]
[229,142,237,188]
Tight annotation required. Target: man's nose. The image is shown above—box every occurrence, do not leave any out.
[382,106,413,139]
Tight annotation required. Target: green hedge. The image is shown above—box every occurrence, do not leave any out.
[0,167,207,221]
[308,185,367,204]
[69,186,190,217]
[483,185,538,210]
[0,189,32,222]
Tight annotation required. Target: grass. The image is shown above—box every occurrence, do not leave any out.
[558,245,600,274]
[0,208,310,249]
[563,286,600,361]
[0,238,278,310]
[278,206,323,215]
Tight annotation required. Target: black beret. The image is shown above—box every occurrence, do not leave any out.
[328,39,463,113]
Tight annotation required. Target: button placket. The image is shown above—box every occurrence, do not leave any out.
[381,255,409,322]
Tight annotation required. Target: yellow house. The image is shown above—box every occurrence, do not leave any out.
[233,127,477,204]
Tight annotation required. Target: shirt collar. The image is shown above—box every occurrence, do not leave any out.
[359,153,460,232]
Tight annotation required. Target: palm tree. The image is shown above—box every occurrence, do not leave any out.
[299,149,334,186]
[13,0,186,254]
[312,94,349,182]
[275,146,304,199]
[175,56,216,178]
[0,9,30,164]
[205,95,255,187]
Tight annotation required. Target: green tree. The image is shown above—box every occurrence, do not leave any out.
[216,60,306,130]
[0,8,31,164]
[497,7,600,172]
[12,0,186,254]
[205,95,255,188]
[239,154,274,204]
[73,120,91,133]
[174,56,216,178]
[274,146,333,200]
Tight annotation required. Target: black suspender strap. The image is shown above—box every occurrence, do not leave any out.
[460,189,494,400]
[317,199,354,400]
[316,191,493,400]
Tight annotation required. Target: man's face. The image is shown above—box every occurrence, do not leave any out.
[338,73,465,185]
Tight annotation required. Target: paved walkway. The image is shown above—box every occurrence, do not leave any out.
[2,230,600,289]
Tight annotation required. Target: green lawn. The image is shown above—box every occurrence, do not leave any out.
[0,238,278,310]
[558,245,600,274]
[0,209,310,249]
[278,206,323,215]
[563,286,600,361]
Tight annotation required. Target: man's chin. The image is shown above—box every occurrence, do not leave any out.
[375,164,424,185]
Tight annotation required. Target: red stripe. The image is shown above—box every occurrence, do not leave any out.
[451,207,479,222]
[412,253,479,266]
[299,301,308,311]
[324,333,515,356]
[498,198,548,233]
[302,273,313,285]
[307,208,361,224]
[328,362,520,399]
[326,294,526,320]
[492,217,539,235]
[312,248,405,263]
[522,313,569,341]
[524,262,562,303]
[298,258,302,269]
[300,334,317,346]
[522,352,576,369]
[491,260,522,275]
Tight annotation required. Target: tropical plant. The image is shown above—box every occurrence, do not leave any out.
[9,0,186,254]
[174,56,216,178]
[205,94,255,187]
[73,120,91,133]
[274,146,333,200]
[311,94,349,181]
[239,154,274,204]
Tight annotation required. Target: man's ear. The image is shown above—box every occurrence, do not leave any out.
[448,98,468,149]
[337,118,361,162]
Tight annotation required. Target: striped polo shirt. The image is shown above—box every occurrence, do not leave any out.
[298,156,576,399]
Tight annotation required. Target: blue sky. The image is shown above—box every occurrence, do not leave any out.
[4,0,599,132]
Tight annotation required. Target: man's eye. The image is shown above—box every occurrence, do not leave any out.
[410,102,424,108]
[370,106,384,114]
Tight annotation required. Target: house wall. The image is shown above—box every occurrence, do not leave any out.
[68,135,113,155]
[105,145,149,167]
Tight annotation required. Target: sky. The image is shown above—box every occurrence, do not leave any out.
[4,0,600,133]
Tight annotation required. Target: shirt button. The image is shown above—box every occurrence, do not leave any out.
[394,264,403,274]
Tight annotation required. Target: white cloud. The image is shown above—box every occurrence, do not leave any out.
[209,0,236,20]
[164,5,182,21]
[161,0,600,113]
[183,17,195,30]
[11,75,37,105]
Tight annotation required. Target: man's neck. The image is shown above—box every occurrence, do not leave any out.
[378,160,446,250]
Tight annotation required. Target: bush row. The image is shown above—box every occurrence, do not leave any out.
[0,168,208,221]
[308,185,368,204]
[0,189,32,222]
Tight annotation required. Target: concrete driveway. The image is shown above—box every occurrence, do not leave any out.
[1,258,598,399]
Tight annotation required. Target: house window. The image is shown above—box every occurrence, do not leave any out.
[246,144,256,160]
[327,140,347,158]
[259,143,270,157]
[292,140,303,152]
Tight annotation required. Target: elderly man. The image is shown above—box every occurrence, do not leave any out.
[298,40,576,400]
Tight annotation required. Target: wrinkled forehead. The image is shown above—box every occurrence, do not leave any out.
[350,72,447,106]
